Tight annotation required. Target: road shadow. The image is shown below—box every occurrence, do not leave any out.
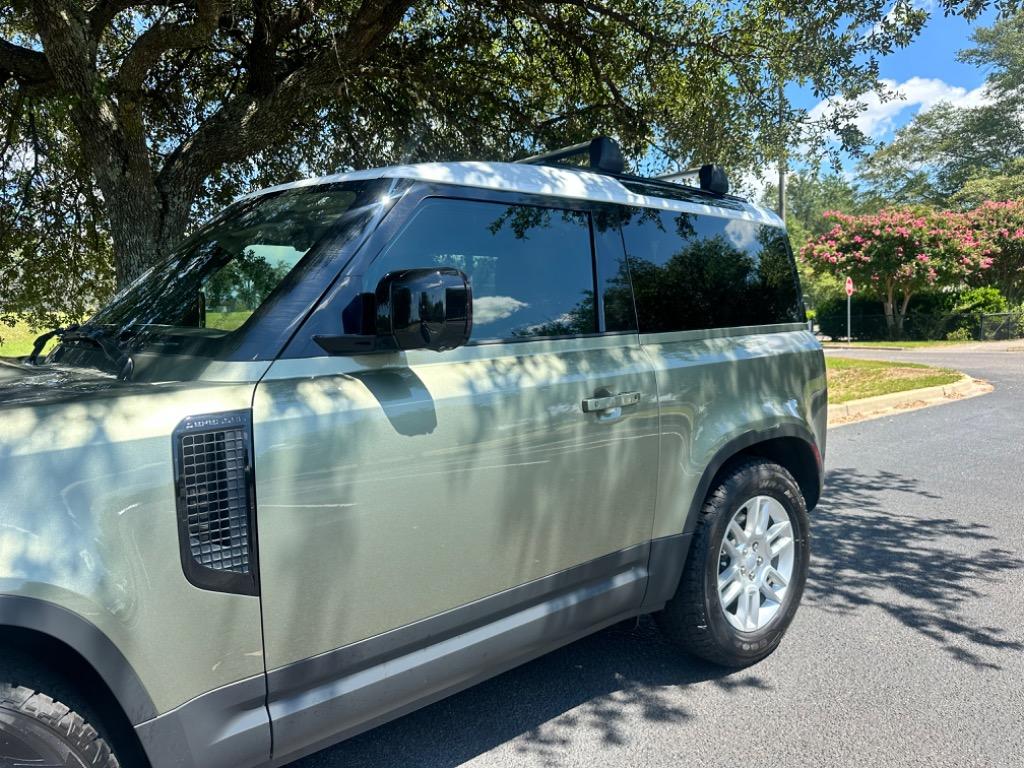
[808,467,1024,669]
[288,616,768,768]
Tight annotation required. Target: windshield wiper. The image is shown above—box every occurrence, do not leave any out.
[29,325,135,381]
[28,324,79,365]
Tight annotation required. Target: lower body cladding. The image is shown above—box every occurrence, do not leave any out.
[134,535,691,768]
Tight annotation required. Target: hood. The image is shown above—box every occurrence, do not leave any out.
[0,358,144,409]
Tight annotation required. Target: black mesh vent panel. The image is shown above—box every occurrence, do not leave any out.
[173,411,258,594]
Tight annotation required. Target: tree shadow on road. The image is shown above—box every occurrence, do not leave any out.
[289,617,767,768]
[808,467,1024,669]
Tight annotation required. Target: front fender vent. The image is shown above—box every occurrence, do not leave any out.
[173,410,259,595]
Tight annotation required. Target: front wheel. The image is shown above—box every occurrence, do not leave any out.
[656,458,811,667]
[0,684,121,768]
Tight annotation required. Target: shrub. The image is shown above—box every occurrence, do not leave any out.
[946,327,973,342]
[953,286,1008,314]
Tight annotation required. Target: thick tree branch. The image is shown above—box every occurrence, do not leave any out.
[160,0,413,190]
[116,0,223,93]
[0,38,56,93]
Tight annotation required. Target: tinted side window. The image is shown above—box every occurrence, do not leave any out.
[621,209,804,333]
[367,199,597,341]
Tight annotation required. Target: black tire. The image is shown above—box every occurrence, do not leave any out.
[656,458,810,668]
[0,683,121,768]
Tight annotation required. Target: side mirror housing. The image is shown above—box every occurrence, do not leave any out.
[377,268,472,352]
[314,268,472,355]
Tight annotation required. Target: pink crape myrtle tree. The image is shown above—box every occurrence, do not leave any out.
[966,200,1024,304]
[800,208,992,339]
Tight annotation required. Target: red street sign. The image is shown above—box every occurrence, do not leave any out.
[845,277,854,297]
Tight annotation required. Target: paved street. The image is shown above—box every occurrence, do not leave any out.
[292,344,1024,768]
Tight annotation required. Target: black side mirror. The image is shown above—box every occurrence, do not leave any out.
[377,268,472,352]
[313,268,472,355]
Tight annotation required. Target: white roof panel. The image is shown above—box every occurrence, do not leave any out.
[239,161,784,227]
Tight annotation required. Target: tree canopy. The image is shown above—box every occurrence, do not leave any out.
[1,0,1009,327]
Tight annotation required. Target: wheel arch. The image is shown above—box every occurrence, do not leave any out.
[643,426,822,610]
[0,595,157,725]
[711,432,823,514]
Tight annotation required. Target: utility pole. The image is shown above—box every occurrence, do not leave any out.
[777,79,786,221]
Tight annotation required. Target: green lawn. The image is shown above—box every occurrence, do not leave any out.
[0,320,52,358]
[0,312,254,358]
[827,356,961,404]
[205,310,253,331]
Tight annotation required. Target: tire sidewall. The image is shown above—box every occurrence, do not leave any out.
[700,464,811,663]
[0,702,92,768]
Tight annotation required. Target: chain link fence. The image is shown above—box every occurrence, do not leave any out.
[817,309,1024,342]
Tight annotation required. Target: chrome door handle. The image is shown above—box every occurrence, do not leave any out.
[582,391,641,413]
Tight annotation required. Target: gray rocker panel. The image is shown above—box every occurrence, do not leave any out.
[134,675,270,768]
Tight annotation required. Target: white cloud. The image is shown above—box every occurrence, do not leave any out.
[473,295,527,325]
[736,161,780,203]
[725,218,759,248]
[809,76,992,140]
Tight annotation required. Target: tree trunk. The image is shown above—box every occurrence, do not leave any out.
[896,289,913,341]
[103,177,196,286]
[103,184,164,286]
[882,282,896,340]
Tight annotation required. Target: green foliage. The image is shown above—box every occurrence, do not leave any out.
[762,172,863,251]
[945,326,974,341]
[203,251,290,313]
[952,158,1024,209]
[816,294,889,340]
[954,286,1009,314]
[965,199,1024,302]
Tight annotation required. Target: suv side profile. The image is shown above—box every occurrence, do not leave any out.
[0,138,826,768]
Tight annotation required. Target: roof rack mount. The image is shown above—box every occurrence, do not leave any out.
[655,164,730,196]
[516,136,730,196]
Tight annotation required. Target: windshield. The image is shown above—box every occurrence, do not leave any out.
[93,184,362,332]
[57,181,381,372]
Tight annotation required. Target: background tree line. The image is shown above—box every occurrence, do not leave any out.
[764,12,1024,341]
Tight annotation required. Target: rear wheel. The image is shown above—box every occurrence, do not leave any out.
[0,683,120,768]
[657,458,810,667]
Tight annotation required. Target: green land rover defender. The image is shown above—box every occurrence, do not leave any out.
[0,138,826,767]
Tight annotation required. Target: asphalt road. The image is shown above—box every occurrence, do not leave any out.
[291,343,1024,768]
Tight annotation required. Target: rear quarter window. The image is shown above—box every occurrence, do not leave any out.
[620,208,804,333]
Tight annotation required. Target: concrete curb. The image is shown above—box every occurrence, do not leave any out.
[828,373,993,428]
[822,344,906,351]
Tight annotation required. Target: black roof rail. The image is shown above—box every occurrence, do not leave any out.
[515,136,625,174]
[515,136,738,201]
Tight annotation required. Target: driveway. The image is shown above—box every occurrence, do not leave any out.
[291,343,1024,768]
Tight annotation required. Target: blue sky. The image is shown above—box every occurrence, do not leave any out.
[794,6,999,149]
[735,6,1004,196]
